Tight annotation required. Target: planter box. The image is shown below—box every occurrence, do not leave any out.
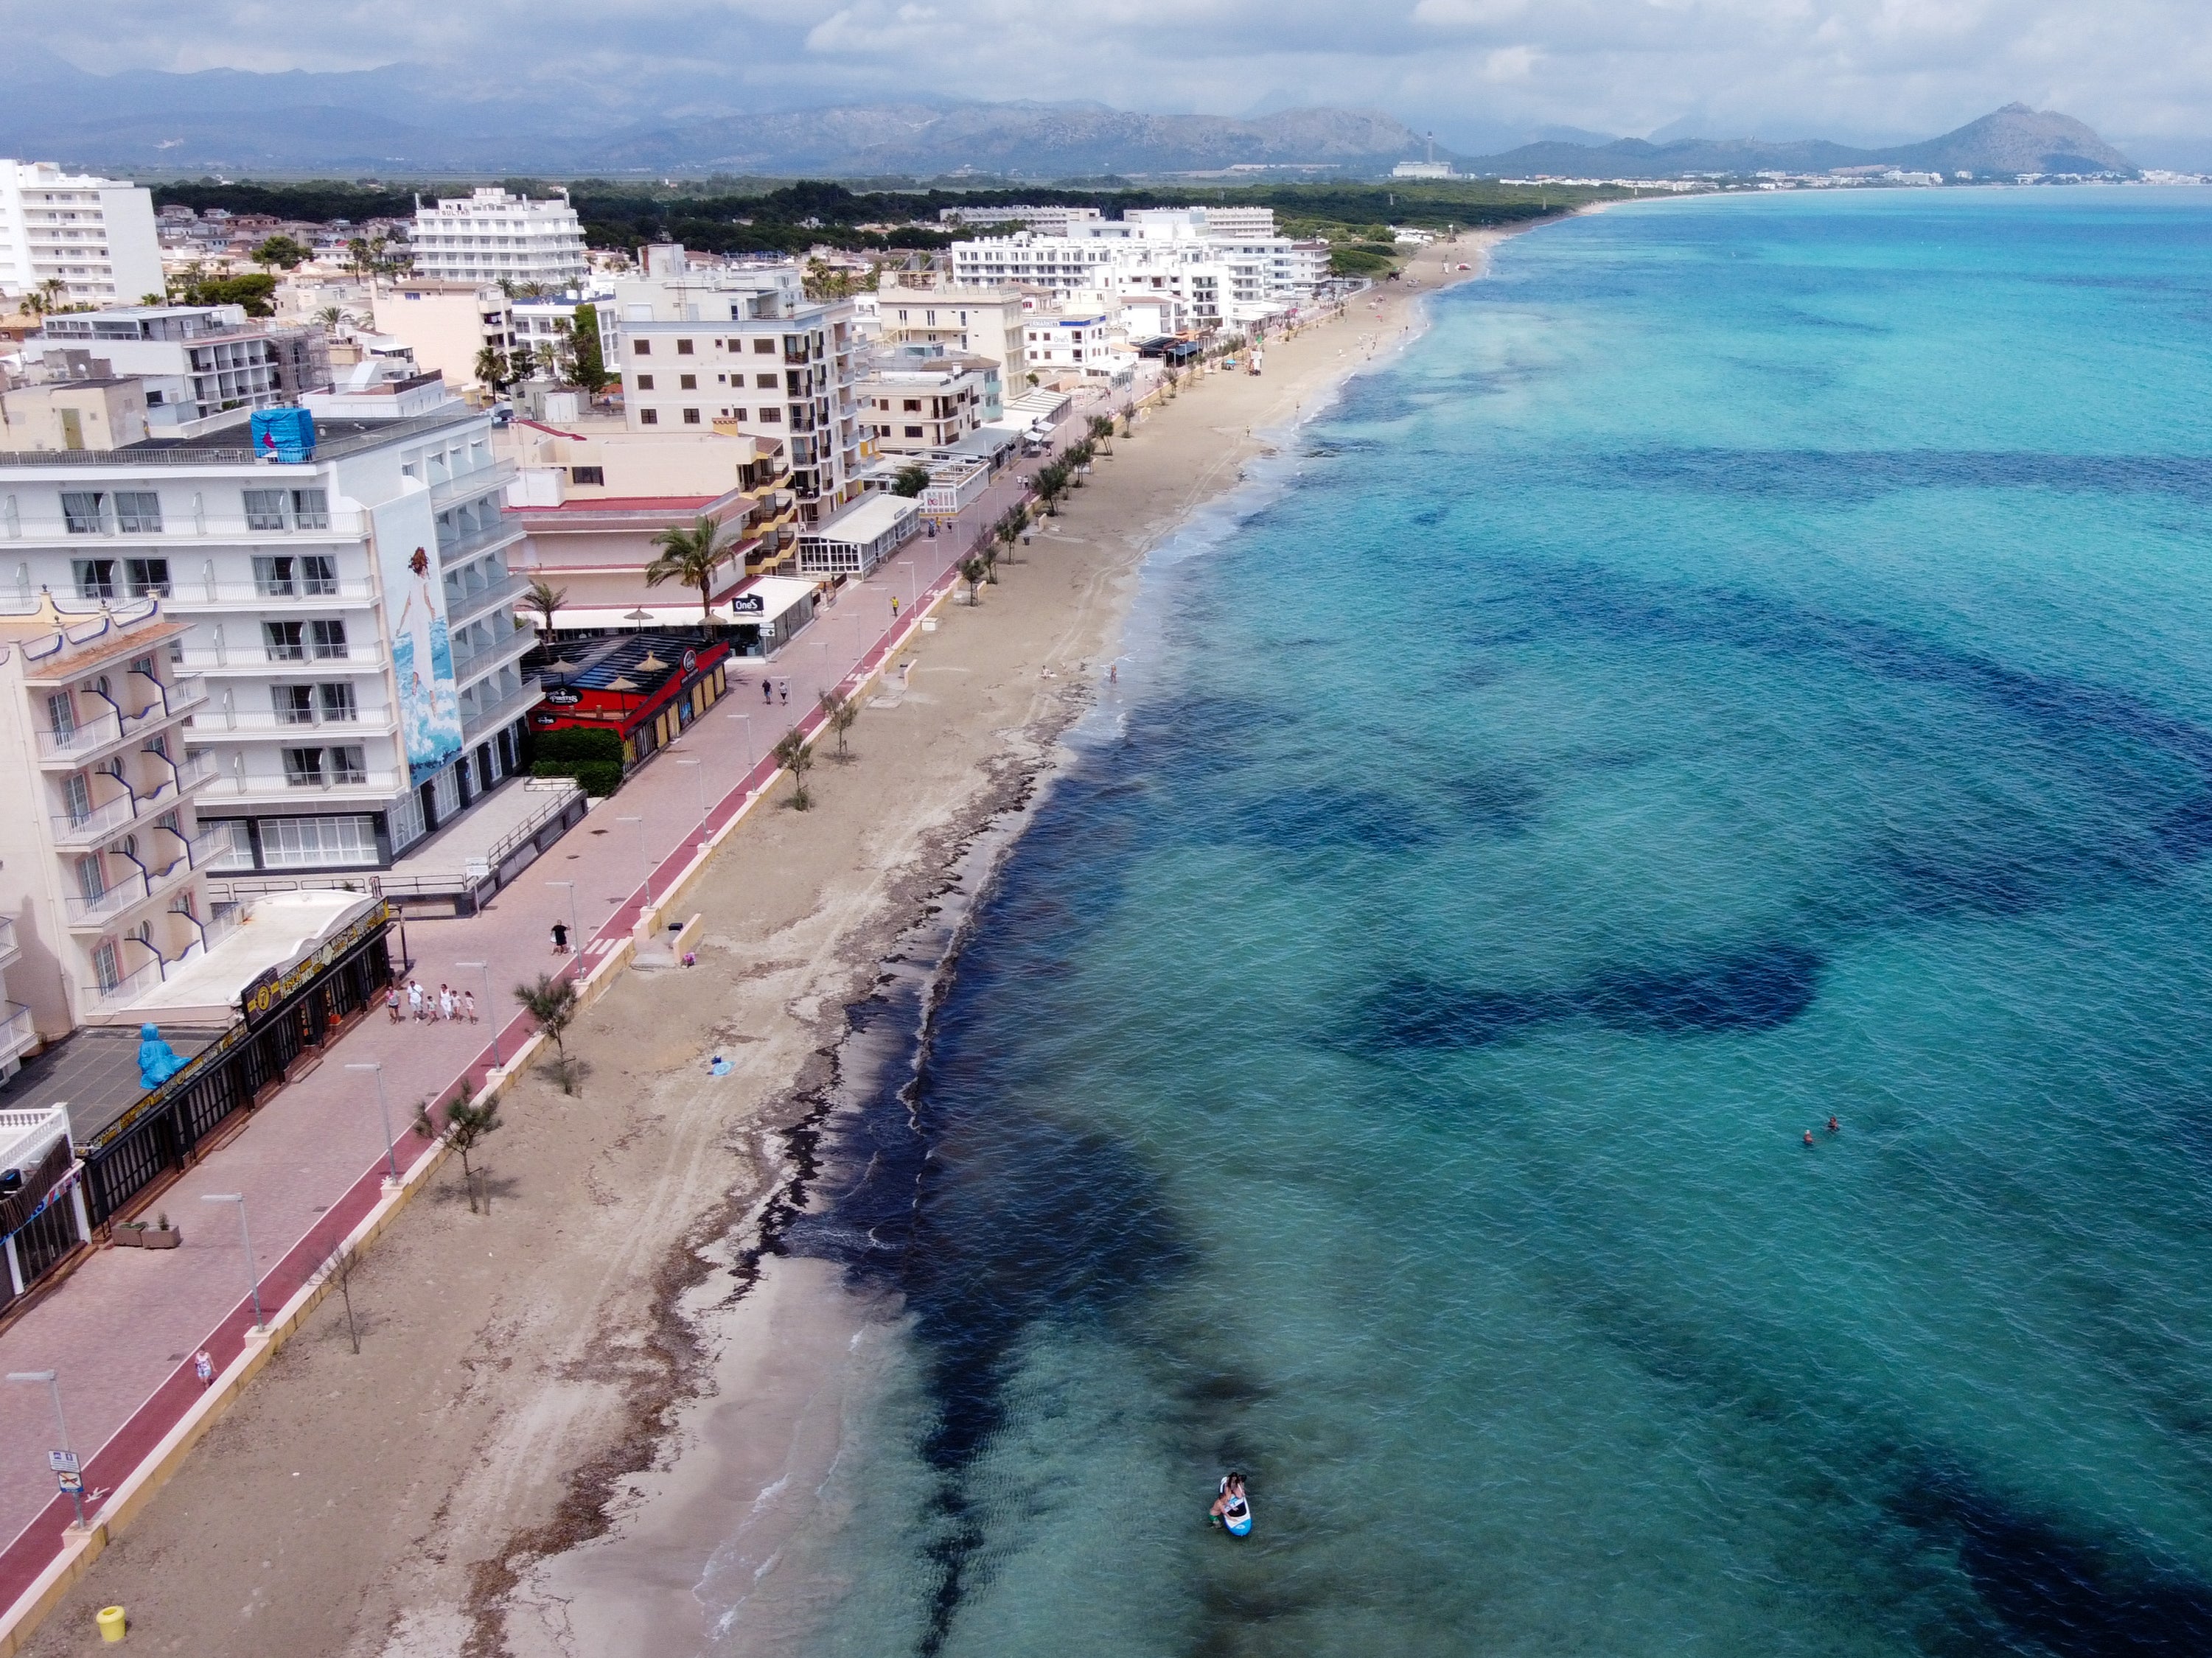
[111,1224,144,1248]
[142,1228,182,1250]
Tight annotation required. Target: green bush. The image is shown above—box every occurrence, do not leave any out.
[531,758,623,797]
[530,727,623,764]
[1328,245,1395,277]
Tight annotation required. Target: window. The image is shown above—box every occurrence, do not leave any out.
[61,772,91,825]
[61,491,106,534]
[91,940,121,991]
[677,339,694,354]
[264,620,306,660]
[72,558,116,599]
[318,682,357,722]
[124,558,170,598]
[258,814,377,867]
[114,492,161,534]
[904,426,924,438]
[903,399,922,412]
[273,685,316,724]
[755,373,776,388]
[640,409,659,425]
[46,692,74,738]
[678,374,697,390]
[282,746,327,786]
[299,553,337,595]
[327,745,366,784]
[75,853,105,900]
[635,374,655,391]
[291,489,329,530]
[753,338,774,354]
[200,819,254,870]
[243,488,289,531]
[570,466,604,486]
[683,408,701,425]
[632,340,651,356]
[309,620,348,660]
[758,407,780,423]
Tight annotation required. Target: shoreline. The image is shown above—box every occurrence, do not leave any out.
[498,217,1563,1656]
[7,213,1569,1658]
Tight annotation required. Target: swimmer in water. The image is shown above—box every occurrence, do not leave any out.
[1828,1116,1839,1134]
[1804,1130,1815,1147]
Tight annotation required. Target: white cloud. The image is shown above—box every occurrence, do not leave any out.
[20,0,2212,146]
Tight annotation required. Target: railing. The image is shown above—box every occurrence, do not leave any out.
[172,751,219,791]
[436,519,526,565]
[182,578,376,607]
[91,959,164,1007]
[430,460,517,508]
[446,569,533,629]
[189,827,245,870]
[158,674,209,718]
[450,626,535,685]
[64,872,150,928]
[198,767,404,799]
[51,793,144,845]
[34,711,123,762]
[200,706,387,736]
[0,1001,35,1060]
[461,676,542,741]
[0,917,18,961]
[182,645,386,674]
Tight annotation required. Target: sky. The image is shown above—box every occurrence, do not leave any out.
[14,0,2212,152]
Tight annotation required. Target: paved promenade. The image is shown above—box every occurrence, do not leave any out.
[0,381,1137,1615]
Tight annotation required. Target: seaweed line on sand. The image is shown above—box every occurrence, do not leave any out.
[458,688,1090,1658]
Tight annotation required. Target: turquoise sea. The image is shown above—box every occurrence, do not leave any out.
[782,189,2212,1656]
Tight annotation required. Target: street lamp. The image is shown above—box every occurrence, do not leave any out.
[725,712,755,773]
[342,1060,400,1186]
[675,758,705,823]
[7,1371,83,1531]
[199,1192,265,1333]
[456,961,499,1066]
[545,878,579,948]
[896,558,917,613]
[616,814,648,908]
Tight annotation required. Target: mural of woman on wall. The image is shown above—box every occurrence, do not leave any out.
[393,544,462,786]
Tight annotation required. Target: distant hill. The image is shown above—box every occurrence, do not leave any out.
[1462,105,2136,181]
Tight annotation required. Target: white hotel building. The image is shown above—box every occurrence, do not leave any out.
[0,160,164,309]
[410,187,588,290]
[0,401,537,880]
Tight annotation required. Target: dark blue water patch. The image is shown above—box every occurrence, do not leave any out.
[1441,767,1543,836]
[1897,1464,2212,1658]
[1228,784,1444,855]
[1358,941,1822,1054]
[1597,448,2212,504]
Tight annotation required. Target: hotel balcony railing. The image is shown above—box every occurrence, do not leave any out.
[198,705,387,737]
[35,711,123,764]
[437,518,526,567]
[0,1001,34,1062]
[447,569,534,630]
[181,645,386,675]
[461,676,543,744]
[198,768,405,800]
[450,626,536,688]
[51,792,148,847]
[65,872,150,929]
[0,917,19,968]
[429,460,517,510]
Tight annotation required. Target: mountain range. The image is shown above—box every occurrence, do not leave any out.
[0,52,2143,183]
[1461,105,2137,180]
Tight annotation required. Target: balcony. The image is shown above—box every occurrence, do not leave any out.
[461,676,543,743]
[0,1001,34,1066]
[172,577,377,612]
[182,645,387,676]
[0,917,19,971]
[34,711,128,768]
[429,460,517,510]
[64,872,150,929]
[450,625,536,688]
[51,791,153,847]
[193,704,391,740]
[198,768,405,803]
[437,519,526,567]
[446,568,533,630]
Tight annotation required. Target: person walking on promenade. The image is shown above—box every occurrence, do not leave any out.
[438,984,455,1022]
[762,678,772,704]
[551,919,571,955]
[407,979,425,1021]
[194,1349,213,1389]
[463,990,478,1024]
[778,680,789,705]
[385,984,402,1023]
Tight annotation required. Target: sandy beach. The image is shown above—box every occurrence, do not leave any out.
[13,222,1538,1658]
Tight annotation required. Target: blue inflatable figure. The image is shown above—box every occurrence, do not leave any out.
[138,1024,186,1089]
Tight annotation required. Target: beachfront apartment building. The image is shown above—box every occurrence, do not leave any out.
[409,188,587,289]
[872,281,1028,391]
[858,352,1002,455]
[0,594,214,1032]
[608,262,864,523]
[24,307,332,433]
[500,412,798,629]
[0,399,539,880]
[1021,314,1119,377]
[370,281,516,390]
[949,217,1325,326]
[0,161,163,308]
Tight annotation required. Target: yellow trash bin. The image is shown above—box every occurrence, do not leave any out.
[97,1605,126,1643]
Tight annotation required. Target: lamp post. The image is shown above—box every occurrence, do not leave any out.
[342,1060,400,1186]
[7,1371,83,1531]
[199,1193,265,1333]
[616,814,648,909]
[456,960,498,1065]
[725,712,755,774]
[896,558,917,614]
[545,878,579,948]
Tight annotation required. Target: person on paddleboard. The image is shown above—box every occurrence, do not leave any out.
[1210,1472,1251,1534]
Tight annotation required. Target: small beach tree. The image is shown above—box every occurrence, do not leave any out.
[818,689,860,761]
[960,556,988,605]
[773,730,814,808]
[513,972,579,1057]
[414,1091,503,1213]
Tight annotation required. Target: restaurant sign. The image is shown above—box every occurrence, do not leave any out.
[241,900,391,1026]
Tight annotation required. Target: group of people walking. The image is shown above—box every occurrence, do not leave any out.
[385,979,479,1025]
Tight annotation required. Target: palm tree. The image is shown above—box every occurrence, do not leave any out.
[643,515,731,625]
[526,578,567,637]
